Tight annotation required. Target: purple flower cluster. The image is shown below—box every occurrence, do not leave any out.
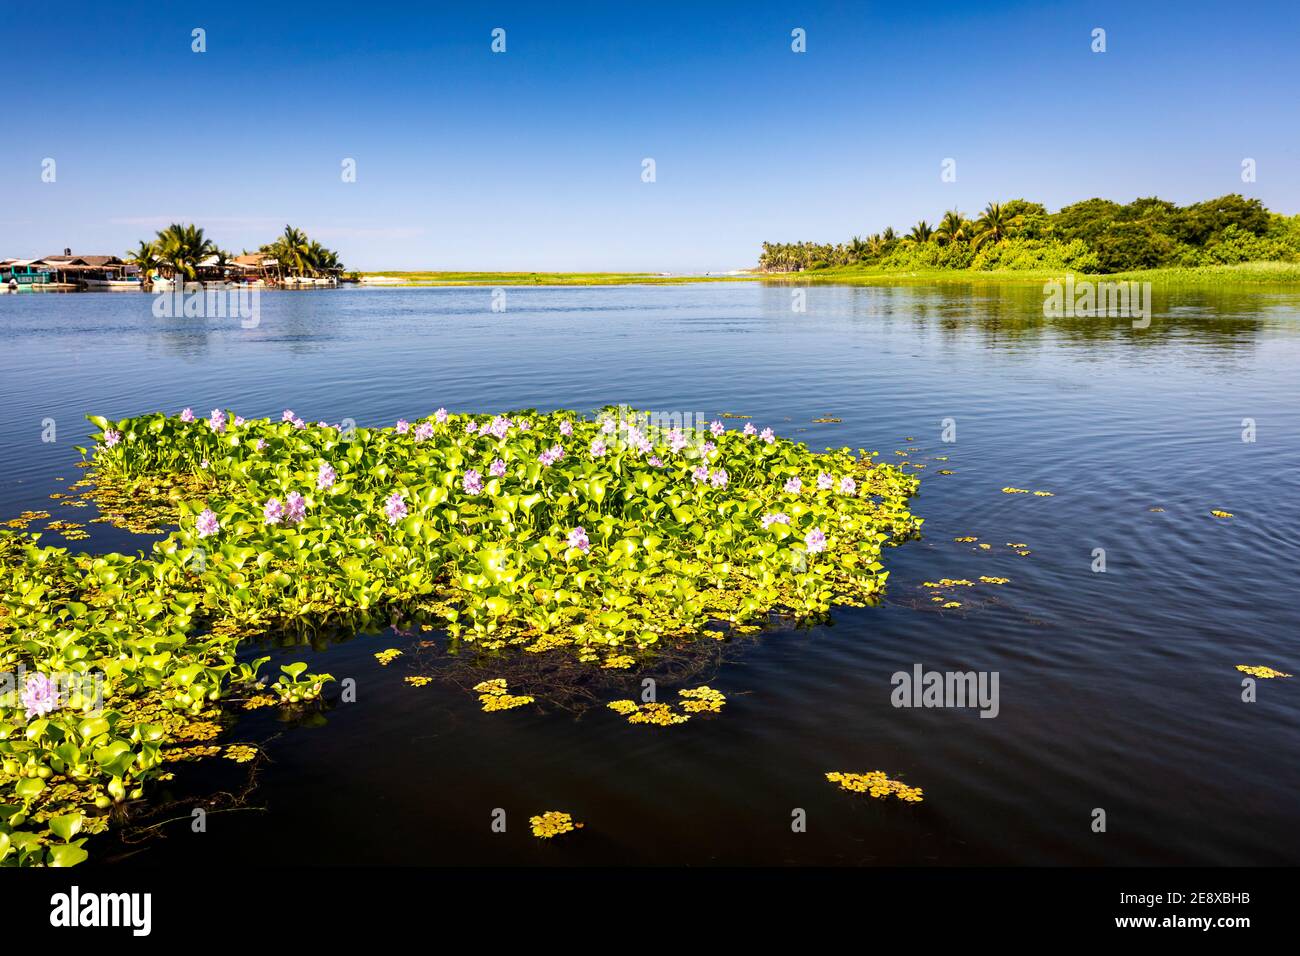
[21,673,60,720]
[384,492,407,525]
[196,508,220,538]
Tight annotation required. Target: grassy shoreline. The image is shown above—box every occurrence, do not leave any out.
[358,262,1300,288]
[355,271,746,286]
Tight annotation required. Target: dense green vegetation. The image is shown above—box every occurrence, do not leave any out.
[0,406,920,864]
[759,195,1300,275]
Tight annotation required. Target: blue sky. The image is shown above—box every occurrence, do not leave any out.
[2,1,1297,271]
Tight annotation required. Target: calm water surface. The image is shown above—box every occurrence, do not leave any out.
[2,283,1298,865]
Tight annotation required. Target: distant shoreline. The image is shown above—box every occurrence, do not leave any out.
[356,262,1300,288]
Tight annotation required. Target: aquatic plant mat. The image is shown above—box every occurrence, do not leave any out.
[0,406,920,865]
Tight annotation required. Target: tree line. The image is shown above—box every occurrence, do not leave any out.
[126,224,344,281]
[758,195,1300,274]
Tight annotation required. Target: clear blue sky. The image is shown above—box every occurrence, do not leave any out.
[2,1,1297,272]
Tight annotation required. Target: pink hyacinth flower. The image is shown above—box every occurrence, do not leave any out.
[263,497,286,525]
[414,421,434,441]
[21,673,60,720]
[317,462,336,490]
[196,508,220,538]
[282,409,295,422]
[805,528,827,554]
[489,458,507,478]
[462,469,484,495]
[710,420,724,437]
[559,420,572,437]
[710,468,729,489]
[760,427,775,444]
[103,429,121,448]
[285,491,307,524]
[760,512,790,529]
[567,526,591,553]
[784,477,802,494]
[817,472,834,491]
[395,419,410,435]
[839,476,857,495]
[180,407,195,423]
[384,492,407,525]
[743,422,757,436]
[435,407,448,424]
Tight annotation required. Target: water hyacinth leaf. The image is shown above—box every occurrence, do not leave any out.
[47,843,88,867]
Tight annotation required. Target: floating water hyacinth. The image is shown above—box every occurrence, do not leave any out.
[0,405,922,863]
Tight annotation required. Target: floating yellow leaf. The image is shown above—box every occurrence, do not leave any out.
[530,810,584,839]
[825,771,923,803]
[1236,665,1291,679]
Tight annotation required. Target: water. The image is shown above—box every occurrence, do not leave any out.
[2,283,1298,865]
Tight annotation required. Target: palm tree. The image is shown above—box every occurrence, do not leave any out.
[908,220,934,243]
[277,225,312,276]
[154,223,216,280]
[971,202,1022,250]
[935,210,971,246]
[882,226,897,245]
[125,239,159,289]
[848,235,868,262]
[865,234,886,258]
